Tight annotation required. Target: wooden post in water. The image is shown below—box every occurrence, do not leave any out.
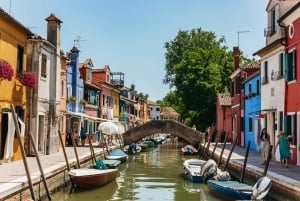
[58,129,70,171]
[28,131,52,200]
[70,131,80,168]
[211,139,219,159]
[223,135,238,171]
[203,125,215,160]
[88,136,97,164]
[11,104,36,201]
[240,141,251,183]
[217,132,228,167]
[263,145,273,176]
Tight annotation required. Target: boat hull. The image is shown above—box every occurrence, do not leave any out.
[207,180,252,200]
[183,159,206,183]
[69,168,118,188]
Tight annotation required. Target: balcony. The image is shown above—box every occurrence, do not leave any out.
[271,70,284,81]
[264,26,276,37]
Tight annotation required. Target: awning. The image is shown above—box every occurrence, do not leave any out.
[66,111,119,123]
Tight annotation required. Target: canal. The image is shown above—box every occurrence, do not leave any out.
[51,143,290,201]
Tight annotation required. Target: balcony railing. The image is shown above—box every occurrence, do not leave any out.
[271,70,284,81]
[264,26,277,37]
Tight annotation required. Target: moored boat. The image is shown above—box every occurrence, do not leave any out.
[123,143,142,154]
[207,176,271,200]
[183,158,206,183]
[181,144,198,155]
[106,148,128,163]
[68,168,118,188]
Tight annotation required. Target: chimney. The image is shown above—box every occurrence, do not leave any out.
[233,46,240,70]
[45,13,62,47]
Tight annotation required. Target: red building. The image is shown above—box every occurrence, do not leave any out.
[278,3,300,165]
[216,93,232,142]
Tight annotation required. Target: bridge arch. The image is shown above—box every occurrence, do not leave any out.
[122,120,203,145]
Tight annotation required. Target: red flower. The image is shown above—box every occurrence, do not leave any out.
[18,71,36,88]
[0,60,14,81]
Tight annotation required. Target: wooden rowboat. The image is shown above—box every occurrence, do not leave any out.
[68,168,118,188]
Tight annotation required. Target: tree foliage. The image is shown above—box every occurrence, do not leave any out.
[162,28,234,131]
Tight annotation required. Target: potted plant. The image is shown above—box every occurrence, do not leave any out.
[68,96,76,103]
[17,71,36,88]
[0,60,14,81]
[80,99,88,106]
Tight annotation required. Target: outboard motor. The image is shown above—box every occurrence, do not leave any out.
[251,176,272,200]
[200,159,217,182]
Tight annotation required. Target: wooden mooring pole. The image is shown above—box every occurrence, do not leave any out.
[240,141,251,183]
[28,131,52,200]
[217,132,228,167]
[223,135,238,171]
[11,104,36,201]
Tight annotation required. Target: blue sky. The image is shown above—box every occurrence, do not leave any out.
[0,0,267,101]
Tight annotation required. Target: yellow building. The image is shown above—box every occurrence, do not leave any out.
[0,7,32,162]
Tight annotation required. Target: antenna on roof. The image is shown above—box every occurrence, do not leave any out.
[237,30,250,47]
[74,35,86,49]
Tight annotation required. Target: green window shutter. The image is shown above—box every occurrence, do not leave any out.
[279,111,283,131]
[279,53,284,77]
[264,61,268,82]
[284,53,289,82]
[292,50,296,80]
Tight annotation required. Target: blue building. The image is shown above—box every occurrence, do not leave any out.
[244,72,261,151]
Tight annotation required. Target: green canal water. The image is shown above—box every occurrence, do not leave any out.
[51,143,290,201]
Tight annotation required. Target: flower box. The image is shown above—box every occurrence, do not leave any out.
[17,71,37,88]
[0,60,14,81]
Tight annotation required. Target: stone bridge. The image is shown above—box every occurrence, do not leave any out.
[122,120,203,146]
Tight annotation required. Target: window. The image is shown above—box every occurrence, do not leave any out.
[241,117,244,132]
[279,53,284,77]
[264,61,268,83]
[248,117,253,132]
[279,111,283,131]
[271,9,276,34]
[156,108,160,111]
[17,45,24,75]
[67,86,72,98]
[61,80,65,98]
[248,83,252,93]
[285,50,296,82]
[41,54,47,78]
[285,114,296,145]
[256,79,260,95]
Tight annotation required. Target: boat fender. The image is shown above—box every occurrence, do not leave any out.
[251,176,272,200]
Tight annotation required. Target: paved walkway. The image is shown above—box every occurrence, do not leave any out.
[0,143,299,200]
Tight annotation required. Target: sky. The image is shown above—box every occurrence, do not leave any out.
[0,0,267,101]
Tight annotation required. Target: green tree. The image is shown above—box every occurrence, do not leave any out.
[163,28,234,131]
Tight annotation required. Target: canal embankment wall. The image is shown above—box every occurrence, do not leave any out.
[0,146,112,201]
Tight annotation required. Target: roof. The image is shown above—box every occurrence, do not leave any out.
[240,60,261,70]
[160,107,179,117]
[217,93,231,106]
[0,7,33,36]
[147,100,160,106]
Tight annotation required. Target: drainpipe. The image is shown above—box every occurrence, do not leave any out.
[29,38,35,155]
[278,22,287,47]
